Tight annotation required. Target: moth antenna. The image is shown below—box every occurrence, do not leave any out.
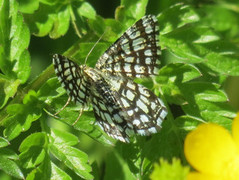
[84,31,106,65]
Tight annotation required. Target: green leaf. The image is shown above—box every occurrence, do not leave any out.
[18,0,40,14]
[19,132,47,168]
[104,151,136,180]
[158,63,202,83]
[0,78,21,109]
[27,160,72,180]
[141,119,184,165]
[49,129,93,179]
[51,162,71,180]
[0,148,19,160]
[24,4,53,36]
[24,3,71,38]
[158,62,235,128]
[115,0,148,26]
[37,77,61,102]
[49,128,78,147]
[0,149,24,179]
[26,154,51,180]
[0,0,31,83]
[180,82,235,129]
[161,25,220,63]
[73,110,115,145]
[204,52,239,76]
[19,132,47,152]
[53,101,115,145]
[6,104,24,115]
[175,115,203,131]
[3,79,21,98]
[16,49,31,82]
[23,90,38,104]
[54,146,93,179]
[161,24,239,75]
[49,5,70,39]
[158,4,200,34]
[104,19,126,42]
[77,2,96,20]
[3,111,41,140]
[201,5,239,38]
[64,41,111,67]
[194,85,228,102]
[88,15,106,35]
[116,142,143,177]
[156,63,202,104]
[88,17,125,42]
[0,137,10,148]
[174,115,204,139]
[19,147,46,169]
[4,90,42,140]
[150,158,189,180]
[39,0,58,5]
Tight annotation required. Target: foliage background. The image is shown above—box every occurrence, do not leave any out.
[0,0,239,179]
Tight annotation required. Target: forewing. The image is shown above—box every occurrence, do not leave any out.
[53,54,89,105]
[95,15,161,78]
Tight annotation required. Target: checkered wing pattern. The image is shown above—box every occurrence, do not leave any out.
[87,69,167,142]
[96,15,161,78]
[53,15,168,143]
[53,54,89,105]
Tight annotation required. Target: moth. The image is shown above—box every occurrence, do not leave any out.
[53,15,167,143]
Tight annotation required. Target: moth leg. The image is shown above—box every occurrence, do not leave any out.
[72,108,83,125]
[54,97,71,116]
[43,108,60,119]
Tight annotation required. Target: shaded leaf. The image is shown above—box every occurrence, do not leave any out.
[201,5,239,38]
[37,77,62,102]
[158,4,200,34]
[26,154,51,180]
